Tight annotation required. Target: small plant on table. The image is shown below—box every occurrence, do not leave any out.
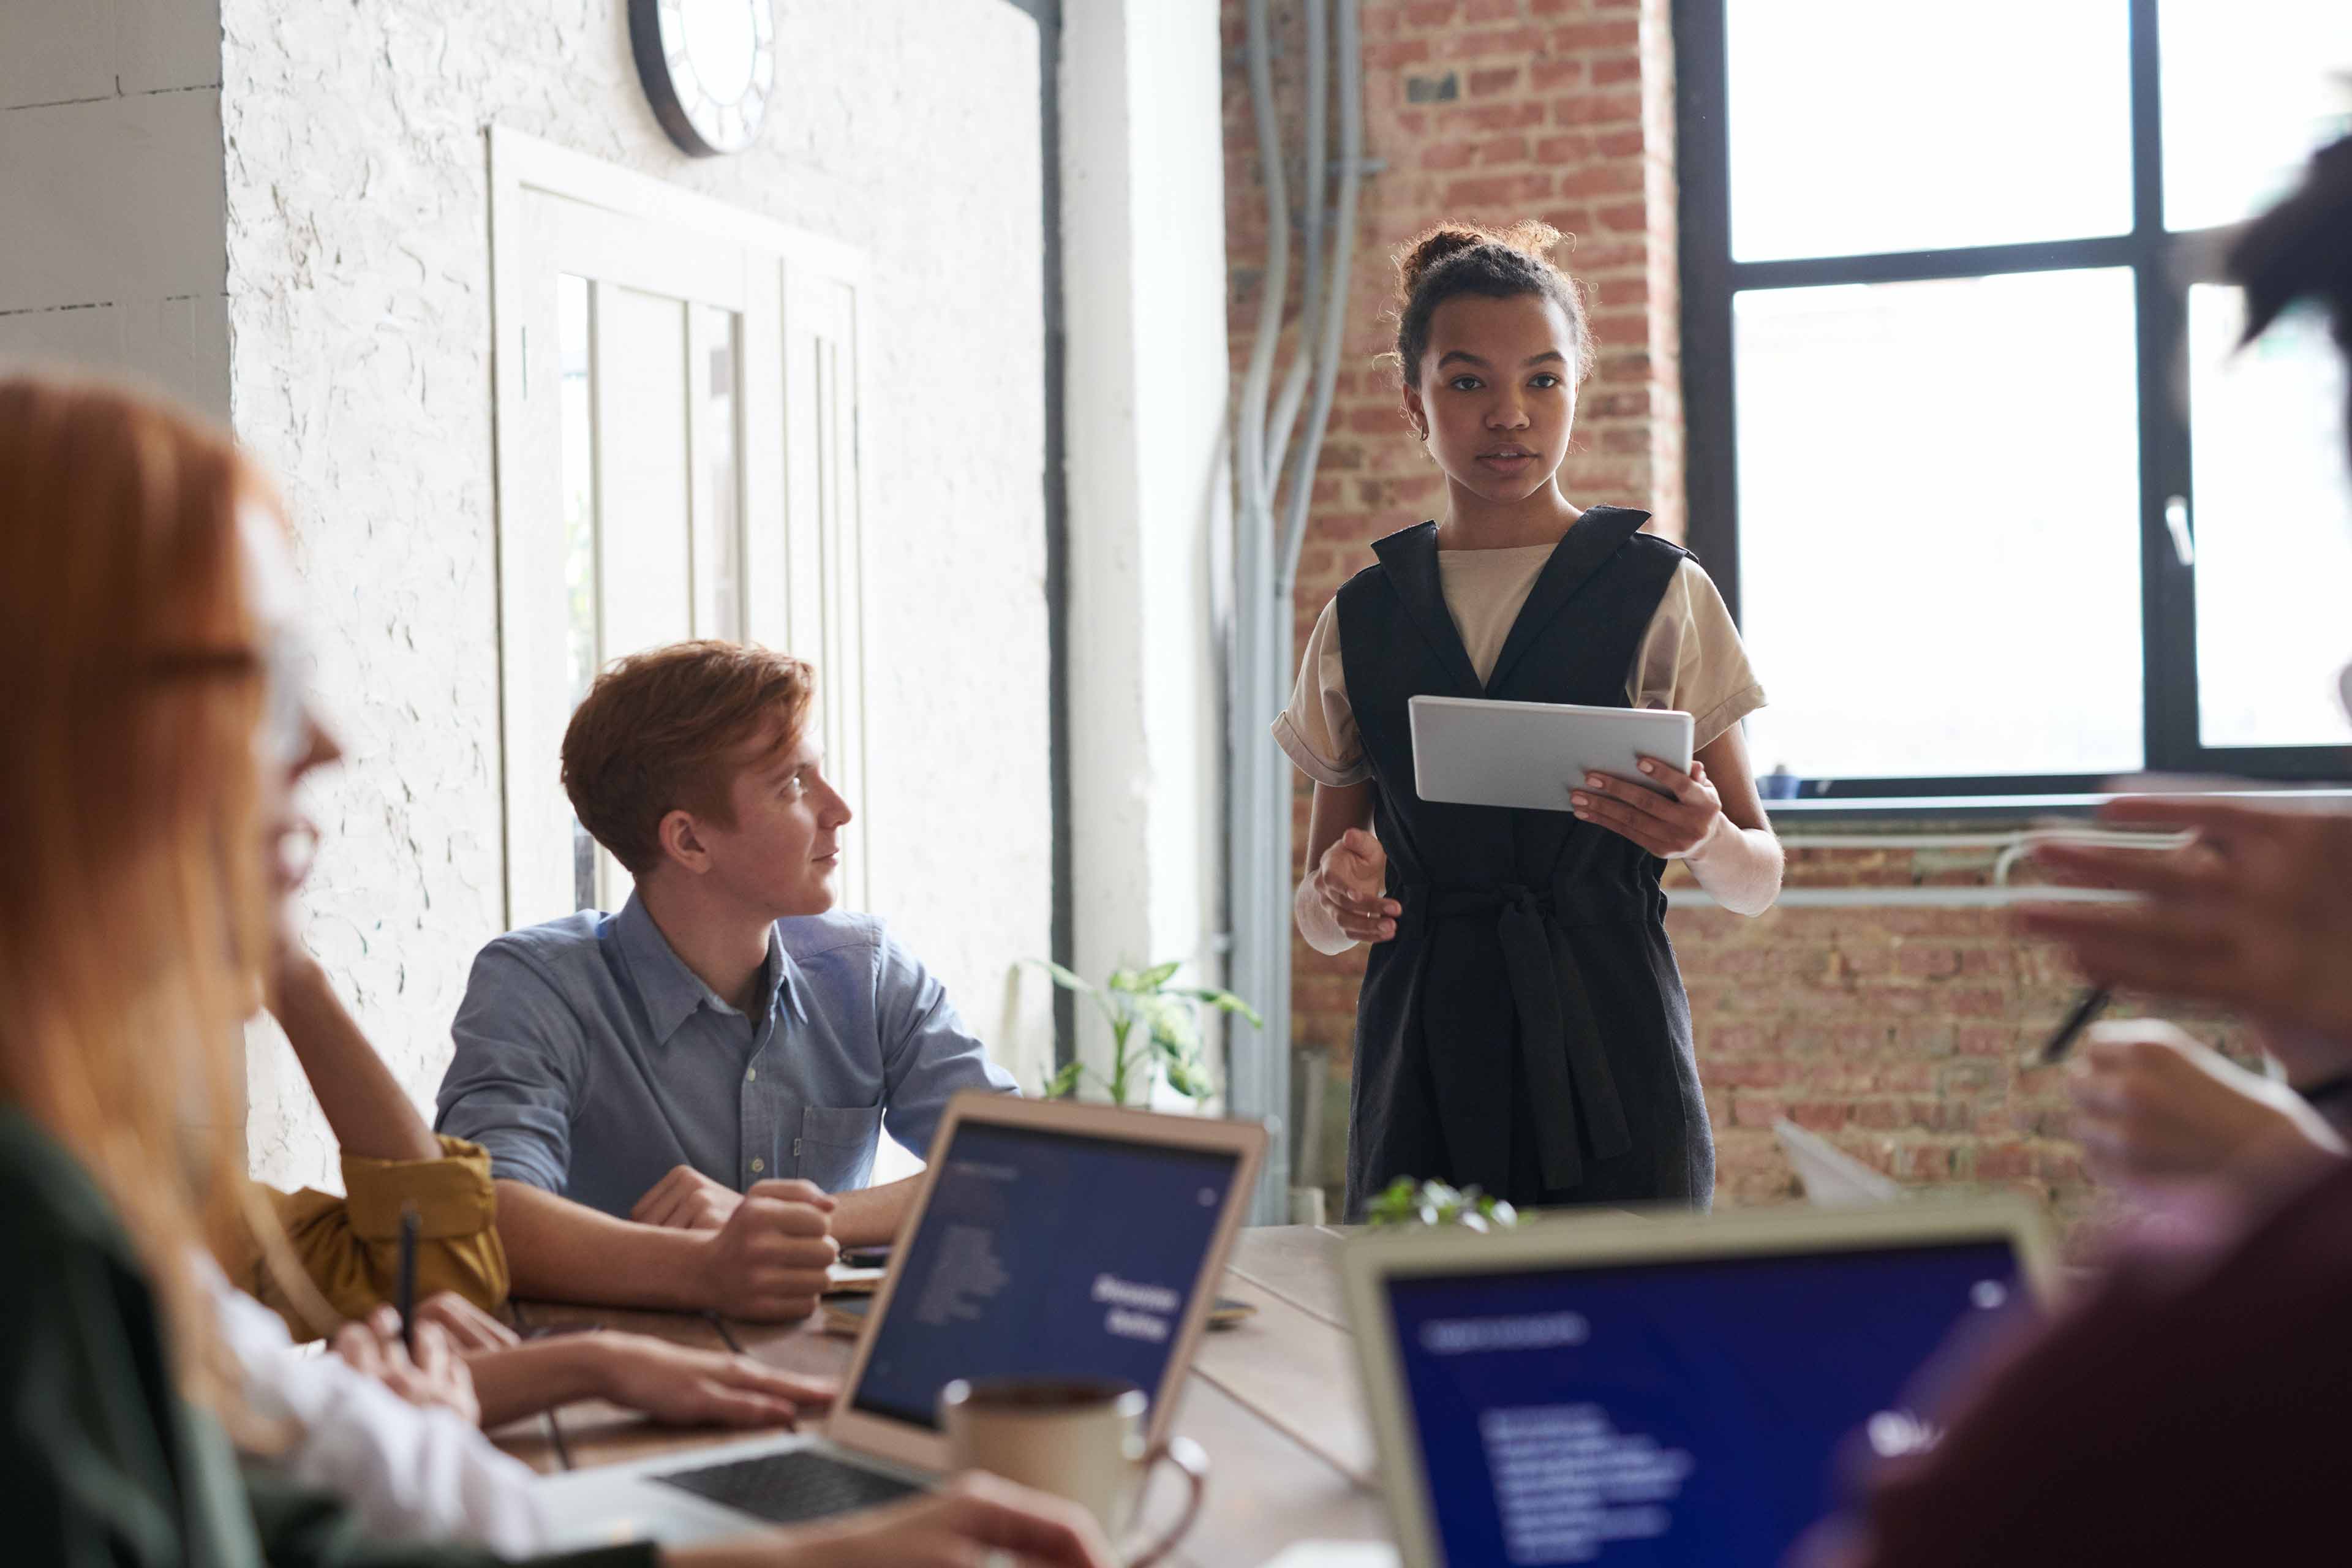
[1027,959,1260,1108]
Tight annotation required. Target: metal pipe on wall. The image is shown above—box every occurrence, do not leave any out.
[1264,0,1326,492]
[1227,0,1365,1224]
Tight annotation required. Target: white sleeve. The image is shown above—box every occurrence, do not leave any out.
[200,1257,551,1556]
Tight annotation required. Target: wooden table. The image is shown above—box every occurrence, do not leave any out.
[496,1226,1393,1567]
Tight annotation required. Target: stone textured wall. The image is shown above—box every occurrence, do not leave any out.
[222,1,1050,1189]
[1221,0,2253,1219]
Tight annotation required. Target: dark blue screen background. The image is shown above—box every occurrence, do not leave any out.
[1386,1242,2021,1564]
[851,1123,1238,1429]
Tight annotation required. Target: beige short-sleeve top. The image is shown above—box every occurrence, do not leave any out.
[1273,544,1766,788]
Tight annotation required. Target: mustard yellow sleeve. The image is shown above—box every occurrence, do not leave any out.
[246,1136,510,1344]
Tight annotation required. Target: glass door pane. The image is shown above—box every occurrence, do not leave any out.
[2187,284,2352,748]
[1734,269,2145,782]
[1727,0,2132,261]
[690,302,744,640]
[594,284,695,665]
[2160,0,2352,233]
[559,274,600,912]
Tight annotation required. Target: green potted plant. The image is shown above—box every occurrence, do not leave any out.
[1027,959,1260,1108]
[1364,1177,1518,1232]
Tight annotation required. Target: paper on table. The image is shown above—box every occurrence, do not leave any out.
[824,1262,887,1295]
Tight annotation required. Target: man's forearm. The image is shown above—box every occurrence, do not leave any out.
[826,1175,922,1247]
[494,1179,714,1310]
[271,956,441,1162]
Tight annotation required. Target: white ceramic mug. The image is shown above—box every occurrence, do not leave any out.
[938,1376,1207,1567]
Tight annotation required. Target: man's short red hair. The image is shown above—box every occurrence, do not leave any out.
[560,640,814,875]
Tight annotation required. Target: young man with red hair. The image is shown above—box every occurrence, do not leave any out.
[437,641,1016,1319]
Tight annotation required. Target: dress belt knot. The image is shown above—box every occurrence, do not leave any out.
[1420,878,1634,1191]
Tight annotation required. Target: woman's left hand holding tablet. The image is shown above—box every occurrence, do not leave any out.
[1572,757,1725,858]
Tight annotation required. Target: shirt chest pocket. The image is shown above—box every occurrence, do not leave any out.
[794,1104,883,1193]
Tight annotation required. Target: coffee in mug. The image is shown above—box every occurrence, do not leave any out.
[938,1376,1205,1567]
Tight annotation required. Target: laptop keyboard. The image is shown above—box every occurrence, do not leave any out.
[653,1449,924,1525]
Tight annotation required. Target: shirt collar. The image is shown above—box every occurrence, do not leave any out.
[613,892,796,1044]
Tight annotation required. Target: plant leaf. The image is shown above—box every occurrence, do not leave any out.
[1021,957,1096,994]
[1164,1059,1213,1099]
[1177,987,1264,1027]
[1136,959,1183,990]
[1106,967,1140,993]
[1039,1060,1085,1099]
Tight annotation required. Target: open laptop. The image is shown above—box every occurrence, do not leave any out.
[1339,1199,2053,1567]
[536,1091,1267,1547]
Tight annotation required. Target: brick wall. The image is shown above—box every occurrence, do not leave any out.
[1223,0,2252,1220]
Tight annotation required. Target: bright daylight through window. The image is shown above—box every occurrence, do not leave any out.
[1684,0,2352,797]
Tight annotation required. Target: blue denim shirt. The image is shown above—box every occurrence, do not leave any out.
[435,894,1017,1218]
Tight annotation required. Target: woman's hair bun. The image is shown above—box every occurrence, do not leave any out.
[1395,224,1488,295]
[1394,220,1564,297]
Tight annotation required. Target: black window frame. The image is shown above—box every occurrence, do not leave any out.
[1676,0,2352,801]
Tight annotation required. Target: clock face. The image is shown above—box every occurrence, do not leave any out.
[629,0,777,157]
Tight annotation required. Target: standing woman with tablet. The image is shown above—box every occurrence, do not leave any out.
[1277,221,1785,1217]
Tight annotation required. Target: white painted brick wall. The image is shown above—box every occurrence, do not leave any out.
[0,1,230,417]
[218,0,1052,1189]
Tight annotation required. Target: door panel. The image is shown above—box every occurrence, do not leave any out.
[493,144,870,929]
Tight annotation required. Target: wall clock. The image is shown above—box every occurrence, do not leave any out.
[628,0,777,157]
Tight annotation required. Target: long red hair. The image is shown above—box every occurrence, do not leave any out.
[0,372,278,1414]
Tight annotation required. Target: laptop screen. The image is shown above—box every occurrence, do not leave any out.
[849,1120,1242,1431]
[1382,1238,2024,1564]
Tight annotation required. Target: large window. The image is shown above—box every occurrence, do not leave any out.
[1678,0,2352,798]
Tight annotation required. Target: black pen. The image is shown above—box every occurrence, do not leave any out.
[396,1203,420,1360]
[2037,986,2112,1066]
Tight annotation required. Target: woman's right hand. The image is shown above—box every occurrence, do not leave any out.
[1307,826,1400,945]
[678,1474,1117,1568]
[333,1307,480,1426]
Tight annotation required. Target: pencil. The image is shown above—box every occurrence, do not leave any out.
[2037,986,2112,1066]
[396,1203,420,1360]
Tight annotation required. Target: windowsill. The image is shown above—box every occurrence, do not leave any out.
[1765,786,2352,830]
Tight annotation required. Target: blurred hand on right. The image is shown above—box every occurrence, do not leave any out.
[2068,1020,2343,1188]
[2028,797,2352,1052]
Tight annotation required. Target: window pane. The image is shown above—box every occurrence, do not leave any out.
[2188,285,2352,749]
[690,303,742,641]
[594,286,695,663]
[1727,1,2133,262]
[2160,1,2352,233]
[1735,270,2144,782]
[559,274,598,913]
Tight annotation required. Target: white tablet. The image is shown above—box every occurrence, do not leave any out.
[1408,695,1693,812]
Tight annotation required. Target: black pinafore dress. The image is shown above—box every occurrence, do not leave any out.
[1336,506,1713,1218]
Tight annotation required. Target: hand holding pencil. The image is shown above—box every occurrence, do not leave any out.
[2024,795,2352,1060]
[330,1304,479,1426]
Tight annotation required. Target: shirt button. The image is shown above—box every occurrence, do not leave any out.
[750,1157,766,1174]
[745,1067,757,1082]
